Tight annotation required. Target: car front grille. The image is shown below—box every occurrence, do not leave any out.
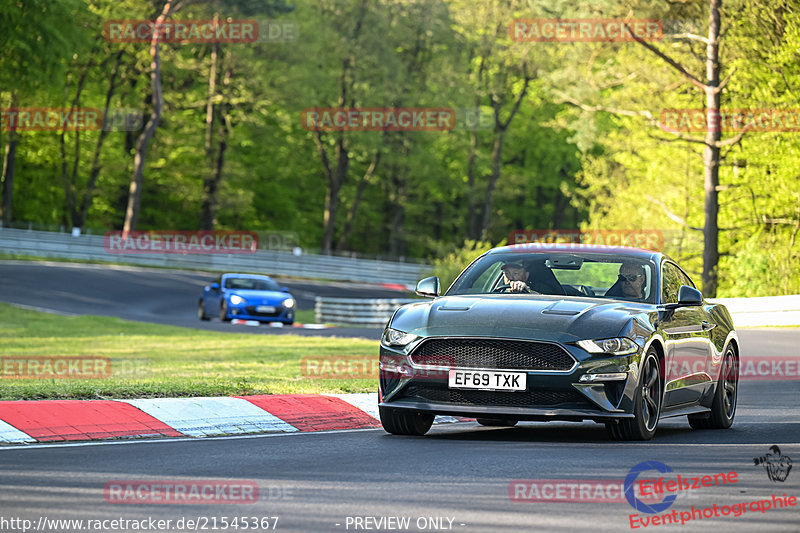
[244,306,282,317]
[398,383,592,408]
[409,338,575,371]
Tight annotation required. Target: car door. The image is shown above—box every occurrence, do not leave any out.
[660,262,713,407]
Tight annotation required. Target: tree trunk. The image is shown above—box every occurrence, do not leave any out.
[702,0,722,297]
[200,34,225,231]
[337,152,379,250]
[321,134,349,253]
[1,93,18,226]
[478,75,531,239]
[122,0,174,236]
[466,127,479,240]
[480,130,504,239]
[59,60,92,228]
[79,51,124,230]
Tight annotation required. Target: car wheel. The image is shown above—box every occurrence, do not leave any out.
[220,301,231,322]
[198,300,209,321]
[606,347,662,441]
[688,345,738,430]
[379,406,434,436]
[476,418,518,427]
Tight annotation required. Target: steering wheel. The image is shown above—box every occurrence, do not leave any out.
[492,284,512,293]
[579,285,596,297]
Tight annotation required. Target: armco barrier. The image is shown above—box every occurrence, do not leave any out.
[709,295,800,327]
[315,297,420,326]
[316,295,800,327]
[0,228,428,285]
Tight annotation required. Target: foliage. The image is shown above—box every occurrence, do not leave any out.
[0,0,797,295]
[428,239,499,291]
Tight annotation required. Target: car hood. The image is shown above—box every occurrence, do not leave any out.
[390,295,655,343]
[227,289,289,302]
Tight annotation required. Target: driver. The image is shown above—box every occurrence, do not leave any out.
[618,262,646,299]
[499,261,540,294]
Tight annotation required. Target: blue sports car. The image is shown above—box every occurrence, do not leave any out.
[198,273,295,324]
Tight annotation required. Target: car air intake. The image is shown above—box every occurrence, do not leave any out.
[400,383,591,408]
[409,338,575,371]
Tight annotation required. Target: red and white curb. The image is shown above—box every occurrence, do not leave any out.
[0,393,466,444]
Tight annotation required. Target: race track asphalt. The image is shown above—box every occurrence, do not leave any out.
[1,329,798,532]
[0,261,408,338]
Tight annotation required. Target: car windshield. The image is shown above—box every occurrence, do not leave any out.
[446,252,656,303]
[224,277,280,291]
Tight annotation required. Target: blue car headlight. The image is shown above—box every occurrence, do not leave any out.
[576,338,638,355]
[229,295,246,305]
[382,328,419,347]
[282,298,295,309]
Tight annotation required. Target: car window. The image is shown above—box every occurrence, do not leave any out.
[224,277,280,291]
[677,268,695,290]
[446,252,656,303]
[662,262,682,303]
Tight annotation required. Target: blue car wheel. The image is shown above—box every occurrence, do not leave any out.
[198,300,209,321]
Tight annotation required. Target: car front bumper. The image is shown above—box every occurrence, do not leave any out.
[379,398,635,422]
[228,305,294,322]
[378,338,644,420]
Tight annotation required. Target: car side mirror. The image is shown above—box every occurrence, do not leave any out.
[678,285,703,305]
[415,276,440,298]
[281,287,290,293]
[664,285,702,309]
[210,282,220,291]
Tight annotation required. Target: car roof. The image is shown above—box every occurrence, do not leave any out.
[488,243,665,263]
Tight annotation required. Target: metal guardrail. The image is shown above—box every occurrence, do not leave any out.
[314,297,421,326]
[709,295,800,327]
[316,295,800,327]
[0,228,430,285]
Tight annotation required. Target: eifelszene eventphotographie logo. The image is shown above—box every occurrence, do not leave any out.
[753,446,792,482]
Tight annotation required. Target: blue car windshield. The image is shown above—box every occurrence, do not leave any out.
[446,252,656,303]
[224,277,280,291]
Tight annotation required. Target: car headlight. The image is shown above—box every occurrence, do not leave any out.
[282,298,295,309]
[382,328,419,347]
[229,295,246,305]
[576,338,638,355]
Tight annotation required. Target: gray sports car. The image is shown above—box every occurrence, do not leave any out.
[378,244,739,440]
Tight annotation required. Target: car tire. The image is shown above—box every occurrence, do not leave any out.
[198,300,209,321]
[606,347,663,441]
[220,302,231,322]
[688,345,738,430]
[379,406,434,436]
[476,418,518,427]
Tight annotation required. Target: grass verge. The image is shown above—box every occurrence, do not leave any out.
[0,303,378,400]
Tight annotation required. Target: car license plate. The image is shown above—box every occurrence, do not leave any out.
[448,369,526,391]
[256,305,276,313]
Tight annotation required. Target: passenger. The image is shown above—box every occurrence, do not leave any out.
[499,261,541,294]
